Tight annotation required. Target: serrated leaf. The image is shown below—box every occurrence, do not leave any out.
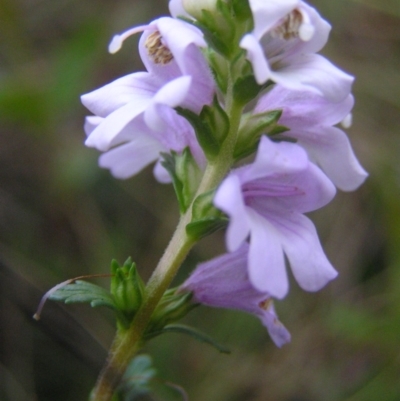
[119,355,157,401]
[150,324,231,354]
[49,280,116,311]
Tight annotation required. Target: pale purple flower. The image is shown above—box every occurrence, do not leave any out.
[182,244,291,347]
[240,0,353,101]
[254,85,368,191]
[214,136,337,299]
[82,17,214,180]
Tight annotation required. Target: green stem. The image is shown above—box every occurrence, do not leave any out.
[89,77,244,401]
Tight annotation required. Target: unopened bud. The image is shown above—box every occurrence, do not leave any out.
[182,0,219,20]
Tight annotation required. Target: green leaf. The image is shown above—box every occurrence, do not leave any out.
[49,280,116,311]
[234,110,283,160]
[233,74,264,105]
[232,0,253,22]
[161,148,202,213]
[187,189,227,239]
[176,107,220,158]
[186,217,227,239]
[151,324,231,354]
[200,96,230,145]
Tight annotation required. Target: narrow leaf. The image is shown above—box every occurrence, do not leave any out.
[150,324,231,354]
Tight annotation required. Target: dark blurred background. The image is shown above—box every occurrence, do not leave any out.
[1,0,400,400]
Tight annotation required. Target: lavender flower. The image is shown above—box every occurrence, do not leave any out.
[82,17,214,180]
[240,0,353,101]
[182,244,291,347]
[214,136,337,299]
[253,85,368,191]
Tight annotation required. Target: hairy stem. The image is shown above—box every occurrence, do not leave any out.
[89,74,243,401]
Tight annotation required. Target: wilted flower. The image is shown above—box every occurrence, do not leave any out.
[181,244,291,347]
[82,17,214,180]
[214,136,337,299]
[240,0,353,101]
[253,85,368,190]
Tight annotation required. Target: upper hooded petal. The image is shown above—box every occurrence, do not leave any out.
[248,0,298,40]
[138,18,214,112]
[238,136,308,183]
[255,86,354,128]
[248,161,336,214]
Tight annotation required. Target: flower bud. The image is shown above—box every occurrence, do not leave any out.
[111,258,145,321]
[182,0,219,20]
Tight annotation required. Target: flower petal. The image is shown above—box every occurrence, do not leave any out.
[270,53,354,102]
[247,0,298,40]
[83,116,103,137]
[153,160,172,183]
[81,72,157,117]
[214,175,250,251]
[276,211,338,291]
[98,134,163,179]
[239,136,308,183]
[85,99,151,151]
[169,0,191,18]
[259,301,291,347]
[247,209,288,299]
[144,75,192,131]
[256,86,354,128]
[240,33,272,84]
[299,126,368,191]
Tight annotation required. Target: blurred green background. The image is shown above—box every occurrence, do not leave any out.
[1,0,400,400]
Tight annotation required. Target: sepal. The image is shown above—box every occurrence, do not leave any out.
[186,189,227,240]
[146,288,197,334]
[234,110,283,160]
[161,148,202,213]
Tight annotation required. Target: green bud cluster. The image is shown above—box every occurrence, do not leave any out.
[111,258,145,328]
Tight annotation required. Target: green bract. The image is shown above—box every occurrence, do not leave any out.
[234,110,284,160]
[186,189,227,240]
[161,148,202,213]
